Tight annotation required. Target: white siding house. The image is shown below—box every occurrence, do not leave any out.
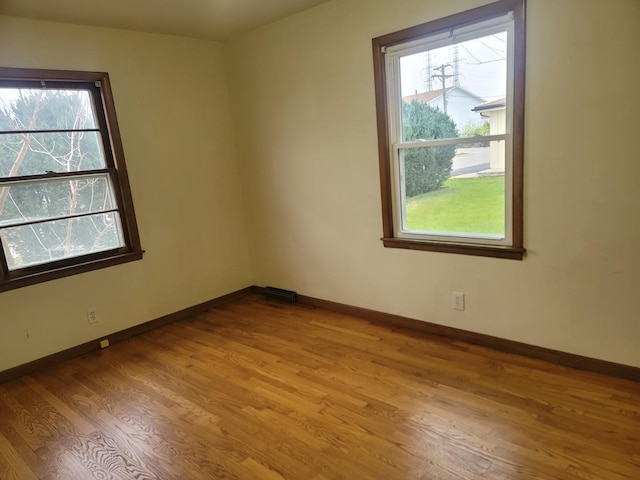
[472,98,507,170]
[403,86,485,131]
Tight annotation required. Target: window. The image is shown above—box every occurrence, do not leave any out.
[0,68,143,292]
[372,0,525,259]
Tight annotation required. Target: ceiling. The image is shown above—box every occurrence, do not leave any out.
[0,0,332,41]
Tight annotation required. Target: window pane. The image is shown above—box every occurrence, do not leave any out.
[0,88,97,131]
[400,32,507,141]
[1,212,124,270]
[0,132,106,176]
[0,174,117,227]
[399,141,505,237]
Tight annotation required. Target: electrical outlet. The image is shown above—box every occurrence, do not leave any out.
[452,292,465,311]
[100,339,110,349]
[86,307,99,324]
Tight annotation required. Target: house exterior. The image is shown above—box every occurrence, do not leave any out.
[472,98,507,171]
[403,86,485,131]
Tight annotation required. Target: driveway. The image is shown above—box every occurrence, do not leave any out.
[451,147,490,176]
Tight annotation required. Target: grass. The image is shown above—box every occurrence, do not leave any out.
[405,176,505,235]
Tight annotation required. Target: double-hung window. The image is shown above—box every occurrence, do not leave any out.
[0,68,143,292]
[373,0,526,259]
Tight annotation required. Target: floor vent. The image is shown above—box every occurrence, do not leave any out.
[265,286,298,303]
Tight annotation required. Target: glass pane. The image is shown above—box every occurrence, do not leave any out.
[399,141,505,237]
[0,88,97,131]
[400,31,508,141]
[1,212,124,270]
[0,174,116,227]
[0,132,106,176]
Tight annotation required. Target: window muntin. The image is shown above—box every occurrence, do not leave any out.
[373,0,525,259]
[0,69,142,290]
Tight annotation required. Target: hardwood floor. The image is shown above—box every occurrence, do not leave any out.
[0,294,639,479]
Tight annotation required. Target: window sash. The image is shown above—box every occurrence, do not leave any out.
[393,133,508,150]
[0,172,119,228]
[1,212,126,271]
[390,141,514,246]
[384,13,514,58]
[384,12,516,247]
[0,68,143,290]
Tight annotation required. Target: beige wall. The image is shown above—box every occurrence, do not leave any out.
[0,17,253,371]
[226,0,640,367]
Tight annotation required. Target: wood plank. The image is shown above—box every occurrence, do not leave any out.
[0,294,638,479]
[0,431,38,480]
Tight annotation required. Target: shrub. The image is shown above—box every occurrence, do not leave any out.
[402,100,458,197]
[460,120,490,147]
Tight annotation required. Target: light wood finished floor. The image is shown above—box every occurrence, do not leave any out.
[1,295,639,479]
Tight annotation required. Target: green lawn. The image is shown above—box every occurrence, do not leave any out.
[405,176,505,235]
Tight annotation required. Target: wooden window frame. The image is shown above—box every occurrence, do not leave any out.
[372,0,526,260]
[0,67,143,292]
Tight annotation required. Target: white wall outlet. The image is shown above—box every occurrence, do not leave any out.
[452,292,465,311]
[86,307,99,324]
[99,339,110,349]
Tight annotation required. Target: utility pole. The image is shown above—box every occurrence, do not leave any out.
[431,64,454,114]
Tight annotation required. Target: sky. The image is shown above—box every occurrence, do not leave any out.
[400,32,508,103]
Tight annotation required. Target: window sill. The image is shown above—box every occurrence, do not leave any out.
[381,237,525,260]
[0,250,144,293]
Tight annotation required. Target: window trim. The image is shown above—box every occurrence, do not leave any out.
[372,0,526,260]
[0,67,143,292]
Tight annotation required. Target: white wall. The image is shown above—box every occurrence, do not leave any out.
[0,17,253,371]
[226,0,640,367]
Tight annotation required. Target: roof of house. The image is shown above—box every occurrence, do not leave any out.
[403,86,485,105]
[472,98,506,112]
[403,87,454,104]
